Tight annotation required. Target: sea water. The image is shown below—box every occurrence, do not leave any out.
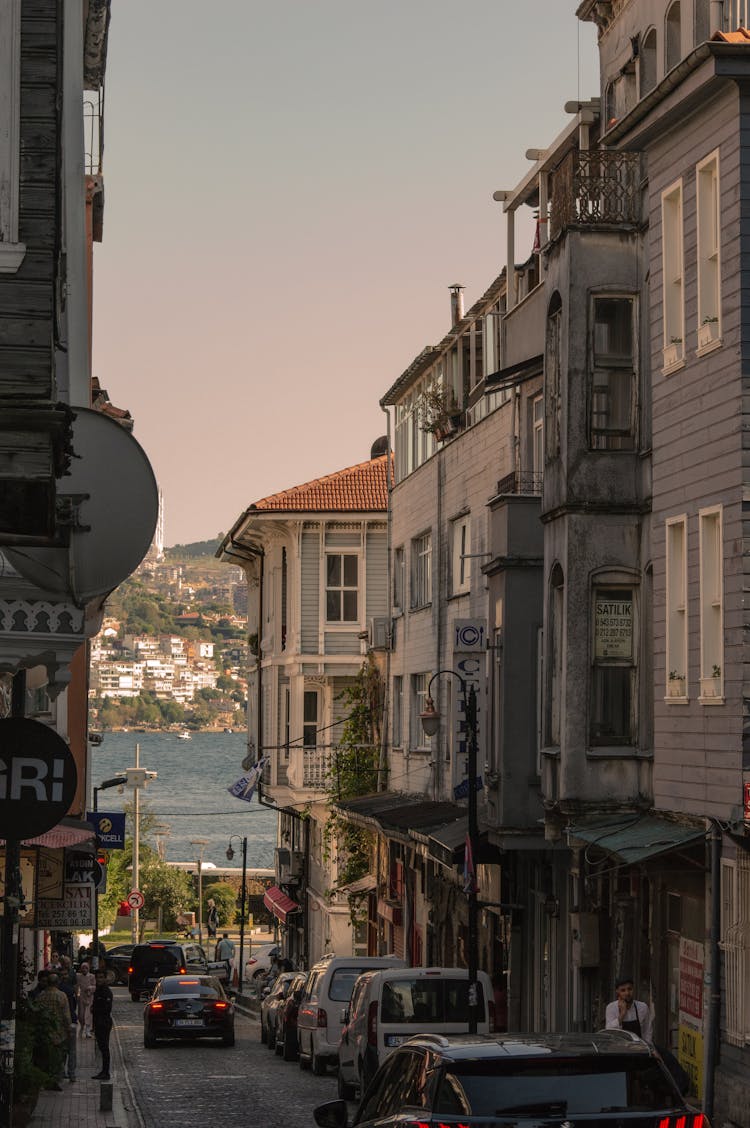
[91,731,278,868]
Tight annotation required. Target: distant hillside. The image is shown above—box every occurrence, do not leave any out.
[166,537,223,559]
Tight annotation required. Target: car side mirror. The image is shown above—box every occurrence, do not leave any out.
[313,1101,348,1128]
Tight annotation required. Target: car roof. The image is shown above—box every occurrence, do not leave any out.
[401,1031,656,1060]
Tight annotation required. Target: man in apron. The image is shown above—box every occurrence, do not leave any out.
[605,975,654,1044]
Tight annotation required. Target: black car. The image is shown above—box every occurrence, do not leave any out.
[128,940,227,1000]
[102,943,134,985]
[315,1031,710,1128]
[143,975,235,1047]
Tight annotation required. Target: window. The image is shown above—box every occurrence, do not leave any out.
[281,548,288,650]
[591,586,636,746]
[721,855,750,1046]
[411,532,432,609]
[451,516,471,595]
[532,395,544,479]
[326,553,358,622]
[545,295,562,459]
[640,29,657,96]
[410,673,431,750]
[392,676,403,747]
[666,517,688,698]
[696,151,721,351]
[0,0,24,272]
[666,2,681,72]
[699,506,723,699]
[282,684,290,760]
[303,690,319,748]
[694,0,711,44]
[590,296,636,450]
[661,182,685,371]
[547,565,564,747]
[393,547,405,613]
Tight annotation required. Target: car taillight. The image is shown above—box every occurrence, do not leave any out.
[316,1007,327,1028]
[367,1000,378,1046]
[247,957,257,966]
[149,1002,163,1010]
[657,1117,705,1128]
[179,966,186,973]
[127,967,133,974]
[213,1001,229,1010]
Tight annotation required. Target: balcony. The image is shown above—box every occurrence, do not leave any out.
[496,471,543,497]
[549,150,641,239]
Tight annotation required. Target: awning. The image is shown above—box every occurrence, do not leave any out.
[263,884,302,924]
[0,817,95,850]
[338,874,377,896]
[335,792,471,842]
[567,814,705,865]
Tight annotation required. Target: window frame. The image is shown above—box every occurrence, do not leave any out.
[665,515,688,701]
[451,515,471,596]
[324,551,360,625]
[393,546,405,613]
[392,675,403,748]
[665,0,682,72]
[0,0,25,273]
[696,150,722,355]
[302,689,320,749]
[661,179,685,373]
[698,505,723,702]
[410,673,432,751]
[410,532,432,610]
[590,581,638,749]
[589,293,637,451]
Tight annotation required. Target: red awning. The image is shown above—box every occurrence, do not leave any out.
[0,818,95,850]
[263,885,302,925]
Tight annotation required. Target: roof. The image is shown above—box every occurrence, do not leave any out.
[567,813,705,865]
[248,454,389,513]
[403,1030,655,1060]
[712,27,750,43]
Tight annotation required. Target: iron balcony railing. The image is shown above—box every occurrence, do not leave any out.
[725,0,750,29]
[549,150,641,239]
[496,470,543,497]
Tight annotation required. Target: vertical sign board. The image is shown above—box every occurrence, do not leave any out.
[677,937,705,1099]
[453,620,486,791]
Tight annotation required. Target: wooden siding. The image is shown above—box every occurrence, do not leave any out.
[323,632,360,656]
[0,0,59,400]
[648,84,744,818]
[365,529,388,621]
[300,530,320,653]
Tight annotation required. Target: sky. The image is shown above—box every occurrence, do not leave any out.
[92,2,599,548]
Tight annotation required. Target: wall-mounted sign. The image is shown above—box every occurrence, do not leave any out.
[594,592,633,660]
[86,811,126,850]
[678,937,704,1099]
[36,883,93,929]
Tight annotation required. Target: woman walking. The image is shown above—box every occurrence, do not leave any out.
[76,961,96,1037]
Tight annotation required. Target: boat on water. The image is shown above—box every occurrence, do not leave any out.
[177,730,191,740]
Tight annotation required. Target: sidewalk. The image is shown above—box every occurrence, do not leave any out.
[28,1025,136,1128]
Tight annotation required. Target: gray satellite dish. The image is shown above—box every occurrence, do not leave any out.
[5,408,159,604]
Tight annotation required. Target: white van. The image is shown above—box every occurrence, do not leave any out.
[336,966,495,1099]
[296,954,405,1075]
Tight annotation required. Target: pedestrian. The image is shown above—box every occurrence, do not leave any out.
[76,961,96,1037]
[34,973,70,1090]
[91,968,113,1080]
[57,974,79,1082]
[215,932,235,981]
[28,969,48,1000]
[59,954,77,988]
[77,943,90,967]
[605,975,653,1044]
[207,898,219,940]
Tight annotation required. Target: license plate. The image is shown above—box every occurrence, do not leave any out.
[385,1034,406,1047]
[175,1019,203,1027]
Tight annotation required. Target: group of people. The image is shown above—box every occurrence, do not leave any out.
[27,950,113,1090]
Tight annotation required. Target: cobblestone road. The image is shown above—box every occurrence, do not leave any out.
[112,987,342,1128]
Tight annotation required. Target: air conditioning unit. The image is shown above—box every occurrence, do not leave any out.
[274,847,304,884]
[368,616,391,651]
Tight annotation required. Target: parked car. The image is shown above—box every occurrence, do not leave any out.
[102,943,134,985]
[337,967,495,1100]
[245,942,280,981]
[128,940,227,1001]
[315,1031,709,1128]
[297,955,406,1076]
[274,971,307,1061]
[260,971,297,1048]
[143,974,235,1047]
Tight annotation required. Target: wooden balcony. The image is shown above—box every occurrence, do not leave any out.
[549,150,641,239]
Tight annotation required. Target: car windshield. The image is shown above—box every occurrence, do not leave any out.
[160,979,221,998]
[434,1057,681,1116]
[329,969,379,1003]
[380,979,485,1024]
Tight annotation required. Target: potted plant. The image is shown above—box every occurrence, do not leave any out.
[663,337,683,371]
[700,663,722,699]
[697,316,720,350]
[668,670,686,697]
[416,384,462,441]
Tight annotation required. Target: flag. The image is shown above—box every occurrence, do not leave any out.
[227,757,268,803]
[463,832,477,895]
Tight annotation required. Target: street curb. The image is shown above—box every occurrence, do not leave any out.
[111,1020,143,1128]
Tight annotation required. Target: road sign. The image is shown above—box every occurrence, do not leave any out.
[127,889,144,910]
[0,717,78,838]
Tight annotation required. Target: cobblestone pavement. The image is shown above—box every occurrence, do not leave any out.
[113,987,342,1128]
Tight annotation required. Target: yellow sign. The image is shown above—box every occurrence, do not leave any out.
[678,1024,704,1099]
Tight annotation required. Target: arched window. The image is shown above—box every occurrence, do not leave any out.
[640,29,657,96]
[666,2,682,72]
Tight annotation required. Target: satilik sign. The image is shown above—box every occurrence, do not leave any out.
[0,717,77,839]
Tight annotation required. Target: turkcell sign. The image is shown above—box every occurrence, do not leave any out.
[87,810,126,850]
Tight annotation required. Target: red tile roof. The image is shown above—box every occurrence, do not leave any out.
[712,27,750,42]
[250,455,389,513]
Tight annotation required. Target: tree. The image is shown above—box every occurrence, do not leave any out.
[141,858,194,931]
[202,881,238,927]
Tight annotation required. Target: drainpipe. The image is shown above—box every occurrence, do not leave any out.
[435,451,444,800]
[703,818,722,1122]
[379,403,393,794]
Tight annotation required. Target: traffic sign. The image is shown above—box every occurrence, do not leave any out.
[127,889,145,910]
[0,718,78,839]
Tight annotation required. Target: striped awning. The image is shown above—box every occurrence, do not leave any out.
[263,884,302,925]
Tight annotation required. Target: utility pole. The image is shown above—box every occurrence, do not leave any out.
[124,744,156,944]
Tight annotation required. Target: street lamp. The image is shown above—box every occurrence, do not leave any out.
[226,835,248,993]
[191,839,209,945]
[92,774,127,970]
[420,671,480,1035]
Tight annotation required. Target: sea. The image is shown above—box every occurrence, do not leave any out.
[91,731,278,869]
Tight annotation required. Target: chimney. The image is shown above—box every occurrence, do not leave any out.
[449,284,465,326]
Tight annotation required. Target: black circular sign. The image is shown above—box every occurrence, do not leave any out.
[0,717,78,839]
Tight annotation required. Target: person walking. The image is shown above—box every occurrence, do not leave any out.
[206,898,219,940]
[76,961,96,1037]
[57,974,78,1082]
[91,968,114,1080]
[605,975,653,1044]
[215,932,235,981]
[34,973,71,1090]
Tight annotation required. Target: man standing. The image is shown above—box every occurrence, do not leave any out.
[207,898,219,940]
[91,968,113,1080]
[215,932,235,981]
[605,976,653,1044]
[57,972,78,1082]
[35,973,71,1090]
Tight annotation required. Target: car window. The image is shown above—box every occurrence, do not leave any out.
[349,974,372,1020]
[379,978,485,1023]
[304,971,321,1002]
[329,967,376,1003]
[160,979,222,999]
[356,1052,409,1123]
[435,1056,681,1116]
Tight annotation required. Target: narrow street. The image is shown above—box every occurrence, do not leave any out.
[113,987,341,1128]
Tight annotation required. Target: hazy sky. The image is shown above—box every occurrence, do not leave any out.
[92,2,599,547]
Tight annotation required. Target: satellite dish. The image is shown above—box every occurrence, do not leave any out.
[5,408,158,603]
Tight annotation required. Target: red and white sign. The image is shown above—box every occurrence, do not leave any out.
[127,889,145,910]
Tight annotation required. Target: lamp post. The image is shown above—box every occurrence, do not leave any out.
[226,835,248,993]
[191,839,208,945]
[421,670,480,1035]
[92,774,127,970]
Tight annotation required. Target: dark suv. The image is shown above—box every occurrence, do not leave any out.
[128,940,227,1000]
[315,1031,709,1128]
